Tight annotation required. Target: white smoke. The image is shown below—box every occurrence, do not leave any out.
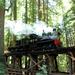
[5,20,53,36]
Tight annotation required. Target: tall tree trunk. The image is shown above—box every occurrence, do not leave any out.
[13,0,17,20]
[43,0,45,21]
[46,0,48,24]
[25,0,28,23]
[32,0,35,22]
[38,0,41,20]
[0,0,6,75]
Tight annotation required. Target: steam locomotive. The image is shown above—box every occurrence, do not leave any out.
[15,30,61,51]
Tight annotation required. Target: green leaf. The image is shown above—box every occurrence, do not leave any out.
[0,0,4,9]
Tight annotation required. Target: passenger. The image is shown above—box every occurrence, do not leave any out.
[51,28,61,46]
[51,28,58,39]
[42,30,48,39]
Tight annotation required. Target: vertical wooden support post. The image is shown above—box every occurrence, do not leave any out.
[12,55,15,69]
[4,55,7,63]
[48,54,59,73]
[54,55,58,72]
[47,55,52,73]
[45,54,49,75]
[52,56,56,72]
[25,56,28,75]
[12,55,20,69]
[30,54,37,75]
[73,61,75,74]
[47,54,58,74]
[68,52,75,75]
[15,56,20,69]
[28,58,31,75]
[73,53,75,74]
[25,56,27,69]
[13,55,18,68]
[72,61,75,74]
[69,56,73,75]
[18,56,22,69]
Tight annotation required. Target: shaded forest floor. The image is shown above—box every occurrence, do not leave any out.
[50,73,73,75]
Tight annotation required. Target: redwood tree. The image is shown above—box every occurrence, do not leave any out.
[0,0,6,75]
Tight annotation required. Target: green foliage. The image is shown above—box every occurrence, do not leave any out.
[62,0,75,46]
[57,54,69,72]
[0,0,4,9]
[4,27,16,49]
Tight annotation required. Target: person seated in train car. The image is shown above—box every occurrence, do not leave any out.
[50,28,58,39]
[42,30,47,39]
[42,30,52,40]
[52,28,61,39]
[51,28,61,47]
[42,28,60,40]
[42,30,46,36]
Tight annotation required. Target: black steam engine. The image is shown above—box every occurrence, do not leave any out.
[8,31,61,54]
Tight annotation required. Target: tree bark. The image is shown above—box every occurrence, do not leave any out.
[25,0,28,23]
[13,0,17,20]
[0,1,7,74]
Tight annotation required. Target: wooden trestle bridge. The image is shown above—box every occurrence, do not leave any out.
[4,34,75,75]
